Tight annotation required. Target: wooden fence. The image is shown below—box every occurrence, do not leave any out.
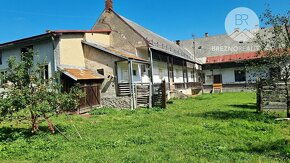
[257,81,289,112]
[117,83,130,96]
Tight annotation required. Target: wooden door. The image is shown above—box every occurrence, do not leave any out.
[213,75,222,84]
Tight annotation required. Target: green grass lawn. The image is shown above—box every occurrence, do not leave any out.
[1,92,290,162]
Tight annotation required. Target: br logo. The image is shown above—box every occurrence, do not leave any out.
[225,7,260,42]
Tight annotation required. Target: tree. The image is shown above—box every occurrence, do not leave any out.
[0,50,83,133]
[253,8,290,116]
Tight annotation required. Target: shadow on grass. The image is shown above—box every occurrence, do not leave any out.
[0,127,34,142]
[189,110,276,122]
[228,103,257,110]
[232,139,290,160]
[0,125,67,143]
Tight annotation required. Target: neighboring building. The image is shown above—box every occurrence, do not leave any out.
[181,31,271,92]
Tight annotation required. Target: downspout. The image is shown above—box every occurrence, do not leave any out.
[50,35,58,72]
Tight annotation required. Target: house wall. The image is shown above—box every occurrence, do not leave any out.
[152,60,199,84]
[84,33,110,46]
[203,67,270,85]
[0,39,55,77]
[93,11,147,54]
[83,44,131,108]
[174,65,184,83]
[59,34,85,67]
[153,60,169,83]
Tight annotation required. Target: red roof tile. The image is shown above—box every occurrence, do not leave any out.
[206,52,260,64]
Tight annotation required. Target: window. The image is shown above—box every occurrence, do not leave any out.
[269,67,281,80]
[140,65,146,76]
[0,50,2,65]
[214,75,222,83]
[21,45,33,61]
[21,45,33,54]
[191,71,195,81]
[44,65,49,80]
[133,70,137,76]
[97,69,104,76]
[235,70,246,82]
[122,70,129,82]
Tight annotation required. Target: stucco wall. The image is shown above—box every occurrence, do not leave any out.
[59,34,85,67]
[153,60,169,83]
[0,39,55,77]
[152,60,198,84]
[174,65,184,83]
[85,33,110,46]
[83,44,131,108]
[203,67,270,85]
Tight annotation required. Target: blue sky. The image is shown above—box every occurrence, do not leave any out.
[0,0,288,43]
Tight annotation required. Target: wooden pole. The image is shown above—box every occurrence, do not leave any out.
[114,61,119,96]
[185,61,189,87]
[149,48,154,108]
[256,78,262,113]
[162,80,167,109]
[167,56,170,88]
[128,60,134,110]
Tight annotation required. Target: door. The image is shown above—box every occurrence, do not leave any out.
[213,75,222,84]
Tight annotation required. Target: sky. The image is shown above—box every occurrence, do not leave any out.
[0,0,289,43]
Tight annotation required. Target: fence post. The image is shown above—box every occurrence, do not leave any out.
[149,83,152,108]
[162,80,167,109]
[256,78,262,113]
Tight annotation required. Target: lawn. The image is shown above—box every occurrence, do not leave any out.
[0,92,290,162]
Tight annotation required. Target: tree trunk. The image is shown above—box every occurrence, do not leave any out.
[287,90,290,118]
[31,114,39,133]
[44,114,55,134]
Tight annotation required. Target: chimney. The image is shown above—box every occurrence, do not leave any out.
[205,33,209,37]
[105,0,113,12]
[176,40,181,46]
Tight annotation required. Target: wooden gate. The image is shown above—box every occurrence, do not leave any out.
[79,84,101,113]
[135,83,151,108]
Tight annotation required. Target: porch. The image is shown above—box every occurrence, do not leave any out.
[115,59,151,109]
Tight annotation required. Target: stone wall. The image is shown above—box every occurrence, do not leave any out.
[257,82,289,111]
[93,11,147,54]
[101,96,131,109]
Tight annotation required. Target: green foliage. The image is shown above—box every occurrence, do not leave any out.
[1,93,290,162]
[246,9,290,83]
[0,50,83,133]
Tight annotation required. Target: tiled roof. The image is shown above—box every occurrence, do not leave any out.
[82,41,149,62]
[119,15,195,62]
[206,52,260,64]
[63,68,104,81]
